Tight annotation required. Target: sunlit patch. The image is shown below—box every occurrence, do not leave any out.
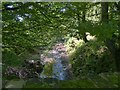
[85,32,97,41]
[17,17,23,22]
[28,5,33,9]
[60,8,66,13]
[65,36,84,55]
[16,15,24,22]
[7,5,14,8]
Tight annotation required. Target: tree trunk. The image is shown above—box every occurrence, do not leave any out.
[82,10,85,23]
[101,2,109,23]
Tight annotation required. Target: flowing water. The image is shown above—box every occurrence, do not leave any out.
[3,42,72,88]
[40,42,71,80]
[52,51,68,80]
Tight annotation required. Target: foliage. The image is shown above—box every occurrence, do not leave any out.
[23,72,119,88]
[71,41,116,77]
[23,78,56,88]
[2,2,119,55]
[65,36,84,55]
[24,82,53,88]
[2,2,120,88]
[2,49,23,67]
[58,72,119,88]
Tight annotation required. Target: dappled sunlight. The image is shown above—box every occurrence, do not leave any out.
[65,37,85,56]
[85,32,97,41]
[97,46,108,56]
[2,2,120,88]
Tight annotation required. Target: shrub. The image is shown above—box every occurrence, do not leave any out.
[71,41,116,77]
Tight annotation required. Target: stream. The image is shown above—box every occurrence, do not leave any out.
[40,42,72,80]
[4,42,72,88]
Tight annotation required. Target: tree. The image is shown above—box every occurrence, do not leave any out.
[101,2,109,23]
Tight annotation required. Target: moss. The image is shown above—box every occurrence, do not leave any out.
[41,61,55,78]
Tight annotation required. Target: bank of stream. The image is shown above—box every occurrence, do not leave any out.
[3,40,119,88]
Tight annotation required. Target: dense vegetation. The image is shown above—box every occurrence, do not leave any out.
[2,2,120,88]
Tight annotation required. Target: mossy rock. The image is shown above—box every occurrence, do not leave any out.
[5,79,26,88]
